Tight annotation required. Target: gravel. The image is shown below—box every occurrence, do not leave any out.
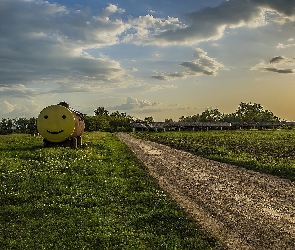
[117,133,295,250]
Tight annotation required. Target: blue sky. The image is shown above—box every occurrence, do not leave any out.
[1,0,295,121]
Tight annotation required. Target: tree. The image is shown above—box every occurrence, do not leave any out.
[85,111,135,132]
[14,117,29,133]
[199,108,223,122]
[179,116,187,122]
[0,118,13,134]
[110,111,121,117]
[84,115,111,132]
[179,114,200,122]
[94,107,109,116]
[144,116,154,123]
[260,109,280,122]
[28,118,37,134]
[222,113,236,122]
[234,102,280,122]
[177,102,281,123]
[165,118,174,123]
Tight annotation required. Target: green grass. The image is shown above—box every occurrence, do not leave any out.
[0,132,221,249]
[131,130,295,181]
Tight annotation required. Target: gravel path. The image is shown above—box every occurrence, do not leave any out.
[117,133,295,250]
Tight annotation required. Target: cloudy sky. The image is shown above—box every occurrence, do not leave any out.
[1,0,295,121]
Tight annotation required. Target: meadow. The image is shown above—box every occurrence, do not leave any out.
[131,129,295,181]
[0,132,220,249]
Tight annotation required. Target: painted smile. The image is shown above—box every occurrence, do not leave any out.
[47,130,64,134]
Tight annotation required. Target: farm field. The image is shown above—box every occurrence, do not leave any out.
[0,132,220,250]
[119,132,295,249]
[131,129,295,181]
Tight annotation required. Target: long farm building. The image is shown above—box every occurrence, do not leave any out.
[131,121,295,132]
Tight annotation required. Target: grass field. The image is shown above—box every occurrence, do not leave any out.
[0,132,220,249]
[131,130,295,181]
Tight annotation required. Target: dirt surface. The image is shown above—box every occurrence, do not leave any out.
[117,133,295,250]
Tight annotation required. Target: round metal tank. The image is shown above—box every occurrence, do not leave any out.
[37,103,85,143]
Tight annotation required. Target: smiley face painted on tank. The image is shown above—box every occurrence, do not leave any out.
[37,105,76,142]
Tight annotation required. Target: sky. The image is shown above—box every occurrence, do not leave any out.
[1,0,295,121]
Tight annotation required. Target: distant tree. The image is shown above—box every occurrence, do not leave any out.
[179,114,201,122]
[233,102,280,122]
[165,118,174,123]
[0,118,13,134]
[109,116,132,132]
[84,115,111,132]
[134,118,144,123]
[178,116,187,122]
[260,109,280,122]
[120,112,127,118]
[0,117,37,135]
[222,113,236,122]
[199,108,223,122]
[144,116,154,123]
[14,117,29,133]
[191,114,201,122]
[110,111,121,117]
[178,103,281,123]
[94,107,109,116]
[28,118,37,134]
[85,111,135,132]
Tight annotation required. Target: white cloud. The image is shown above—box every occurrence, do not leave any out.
[0,0,129,89]
[143,84,177,92]
[152,48,227,80]
[4,0,294,90]
[119,83,177,93]
[251,56,295,74]
[0,84,40,98]
[0,99,42,118]
[102,4,125,16]
[122,14,186,44]
[109,97,161,110]
[275,38,295,49]
[0,0,187,91]
[150,0,295,45]
[276,43,295,49]
[2,100,15,114]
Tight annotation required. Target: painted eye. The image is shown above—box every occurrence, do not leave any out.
[62,115,66,119]
[44,115,48,119]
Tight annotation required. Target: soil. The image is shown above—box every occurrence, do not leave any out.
[117,133,295,250]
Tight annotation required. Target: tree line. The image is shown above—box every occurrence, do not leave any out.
[0,102,283,135]
[0,117,37,135]
[82,102,283,132]
[178,102,281,123]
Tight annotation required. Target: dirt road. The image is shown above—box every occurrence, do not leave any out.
[117,133,295,250]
